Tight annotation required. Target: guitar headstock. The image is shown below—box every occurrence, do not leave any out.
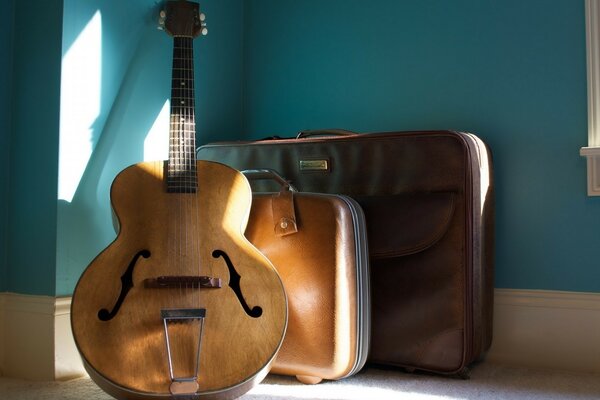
[158,0,207,38]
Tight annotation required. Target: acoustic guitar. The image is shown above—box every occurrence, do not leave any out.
[71,1,287,399]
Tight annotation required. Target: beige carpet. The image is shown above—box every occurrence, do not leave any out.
[1,362,599,399]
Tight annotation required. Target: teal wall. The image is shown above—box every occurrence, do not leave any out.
[3,1,600,296]
[0,0,14,292]
[6,0,63,295]
[242,0,600,292]
[2,0,243,296]
[55,0,244,295]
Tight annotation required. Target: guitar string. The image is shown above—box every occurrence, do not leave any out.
[168,36,176,314]
[172,36,178,309]
[186,34,204,360]
[163,33,197,379]
[179,36,187,364]
[180,36,186,304]
[187,35,201,314]
[170,36,181,367]
[169,34,201,373]
[176,36,184,312]
[185,35,194,308]
[180,36,187,308]
[190,35,203,317]
[184,36,191,304]
[178,36,183,310]
[184,35,197,311]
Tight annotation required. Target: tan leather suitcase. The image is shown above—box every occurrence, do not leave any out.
[198,130,494,377]
[242,169,370,384]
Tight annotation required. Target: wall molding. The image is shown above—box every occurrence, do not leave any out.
[486,289,600,374]
[1,289,599,380]
[0,292,84,380]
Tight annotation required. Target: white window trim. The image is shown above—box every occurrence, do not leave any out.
[581,0,600,195]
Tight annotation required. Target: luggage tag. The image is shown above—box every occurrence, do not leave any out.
[242,169,299,237]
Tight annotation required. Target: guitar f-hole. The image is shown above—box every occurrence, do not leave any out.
[212,250,263,318]
[98,250,151,321]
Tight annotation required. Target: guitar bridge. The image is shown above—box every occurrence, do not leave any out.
[161,308,206,395]
[146,276,221,289]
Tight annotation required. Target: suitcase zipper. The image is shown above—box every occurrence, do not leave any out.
[337,195,371,378]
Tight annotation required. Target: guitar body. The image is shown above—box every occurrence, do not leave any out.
[71,160,287,400]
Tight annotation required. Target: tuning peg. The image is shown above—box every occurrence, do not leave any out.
[199,13,208,36]
[158,9,166,30]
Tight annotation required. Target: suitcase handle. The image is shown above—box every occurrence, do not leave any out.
[242,169,298,192]
[242,169,299,237]
[296,129,358,139]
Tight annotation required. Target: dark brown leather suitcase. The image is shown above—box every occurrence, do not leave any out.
[242,169,370,384]
[198,130,494,376]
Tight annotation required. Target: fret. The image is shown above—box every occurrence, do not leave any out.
[169,128,195,133]
[170,106,195,113]
[172,60,192,67]
[167,172,197,178]
[169,120,195,123]
[171,91,195,100]
[169,107,195,112]
[167,173,197,178]
[169,141,195,145]
[171,78,194,83]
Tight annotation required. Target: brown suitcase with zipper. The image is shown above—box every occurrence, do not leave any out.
[242,169,370,384]
[198,130,494,376]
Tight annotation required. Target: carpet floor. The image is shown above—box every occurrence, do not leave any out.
[1,362,599,399]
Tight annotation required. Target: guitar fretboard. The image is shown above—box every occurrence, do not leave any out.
[167,36,197,193]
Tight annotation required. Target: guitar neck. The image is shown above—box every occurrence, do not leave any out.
[168,36,197,193]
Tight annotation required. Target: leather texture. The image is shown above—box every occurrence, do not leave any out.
[244,189,368,382]
[198,130,495,376]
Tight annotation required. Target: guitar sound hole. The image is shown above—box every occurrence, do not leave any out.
[212,250,263,318]
[98,250,151,321]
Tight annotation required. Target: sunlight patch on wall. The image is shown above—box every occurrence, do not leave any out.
[58,10,102,202]
[144,99,170,161]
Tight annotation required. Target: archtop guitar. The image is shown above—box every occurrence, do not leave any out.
[71,2,287,399]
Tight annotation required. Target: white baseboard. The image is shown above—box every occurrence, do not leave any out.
[54,297,85,380]
[0,293,85,380]
[486,289,600,374]
[1,289,599,381]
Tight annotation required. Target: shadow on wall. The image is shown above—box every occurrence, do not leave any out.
[56,0,244,296]
[56,1,173,295]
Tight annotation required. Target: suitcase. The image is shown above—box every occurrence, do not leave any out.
[198,130,494,377]
[241,169,370,384]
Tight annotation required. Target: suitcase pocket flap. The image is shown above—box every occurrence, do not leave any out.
[355,192,455,259]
